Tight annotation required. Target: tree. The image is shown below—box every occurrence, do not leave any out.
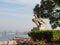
[53,0,60,6]
[33,0,60,29]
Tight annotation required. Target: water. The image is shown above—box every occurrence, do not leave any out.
[0,32,29,41]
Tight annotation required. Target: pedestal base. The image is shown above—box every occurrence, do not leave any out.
[31,27,38,31]
[31,26,46,31]
[39,26,46,30]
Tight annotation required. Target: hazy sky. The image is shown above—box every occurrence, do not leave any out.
[0,0,60,32]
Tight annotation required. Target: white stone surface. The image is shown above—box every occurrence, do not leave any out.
[39,26,46,30]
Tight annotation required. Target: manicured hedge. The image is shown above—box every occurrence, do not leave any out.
[16,41,45,45]
[16,42,34,45]
[52,30,60,41]
[28,30,60,42]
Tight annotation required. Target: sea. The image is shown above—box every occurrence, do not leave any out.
[0,32,29,41]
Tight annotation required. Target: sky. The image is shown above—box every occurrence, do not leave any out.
[0,0,60,32]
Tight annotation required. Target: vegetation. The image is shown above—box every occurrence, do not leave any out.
[17,42,60,45]
[33,0,60,29]
[16,42,34,45]
[28,30,60,42]
[53,0,60,6]
[17,42,45,45]
[16,30,60,45]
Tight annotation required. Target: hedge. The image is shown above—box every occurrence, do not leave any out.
[16,41,46,45]
[28,30,60,42]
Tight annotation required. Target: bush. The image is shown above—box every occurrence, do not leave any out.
[17,42,35,45]
[52,30,60,41]
[16,41,46,45]
[28,30,60,42]
[28,30,53,42]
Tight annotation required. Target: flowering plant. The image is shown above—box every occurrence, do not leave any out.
[41,37,48,43]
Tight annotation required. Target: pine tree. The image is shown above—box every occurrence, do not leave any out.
[33,0,60,29]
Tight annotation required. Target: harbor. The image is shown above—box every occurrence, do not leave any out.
[0,32,29,45]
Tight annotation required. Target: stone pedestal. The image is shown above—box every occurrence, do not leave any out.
[39,26,46,30]
[31,27,38,31]
[31,26,46,31]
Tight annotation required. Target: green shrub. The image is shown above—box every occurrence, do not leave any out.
[28,30,60,42]
[28,30,53,42]
[16,42,34,45]
[16,41,46,45]
[52,30,60,41]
